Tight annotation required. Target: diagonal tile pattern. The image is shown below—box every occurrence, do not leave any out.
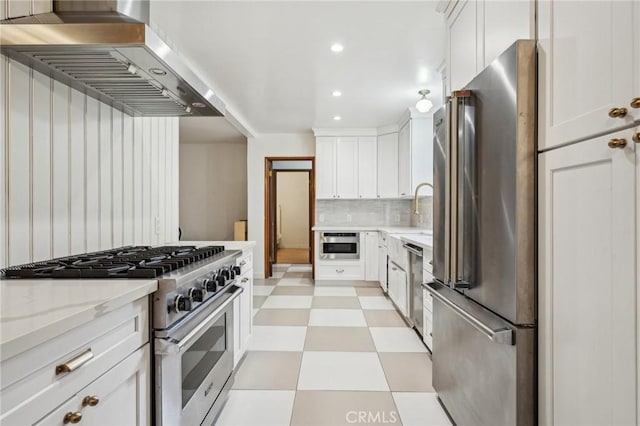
[222,264,451,426]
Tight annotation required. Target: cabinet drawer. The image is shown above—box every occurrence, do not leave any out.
[1,298,149,424]
[316,264,362,280]
[423,288,433,312]
[236,251,253,275]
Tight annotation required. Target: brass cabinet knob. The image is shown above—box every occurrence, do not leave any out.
[609,107,628,118]
[63,412,82,424]
[82,395,100,407]
[631,98,640,109]
[608,138,628,149]
[633,132,640,143]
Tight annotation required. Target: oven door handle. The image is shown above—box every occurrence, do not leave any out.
[156,286,243,355]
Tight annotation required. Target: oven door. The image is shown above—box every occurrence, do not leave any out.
[154,286,242,426]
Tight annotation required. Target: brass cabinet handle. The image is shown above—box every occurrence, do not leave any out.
[336,269,345,273]
[63,412,82,424]
[240,260,246,266]
[241,277,249,283]
[82,396,100,407]
[633,132,640,143]
[608,138,628,149]
[631,98,640,109]
[609,107,628,118]
[56,349,93,375]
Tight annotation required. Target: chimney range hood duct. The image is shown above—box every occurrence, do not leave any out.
[0,0,225,117]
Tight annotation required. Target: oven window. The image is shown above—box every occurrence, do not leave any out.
[181,313,227,407]
[323,243,358,254]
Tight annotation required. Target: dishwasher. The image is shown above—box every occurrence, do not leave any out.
[403,242,424,336]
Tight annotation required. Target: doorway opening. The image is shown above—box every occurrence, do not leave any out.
[264,158,315,278]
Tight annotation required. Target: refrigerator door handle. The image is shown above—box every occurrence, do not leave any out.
[428,284,513,345]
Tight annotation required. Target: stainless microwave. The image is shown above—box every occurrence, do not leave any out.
[320,232,359,260]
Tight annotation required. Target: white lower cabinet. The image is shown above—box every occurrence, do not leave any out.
[364,231,379,281]
[539,131,638,425]
[234,250,254,367]
[423,288,433,351]
[377,233,388,292]
[36,345,150,426]
[387,262,408,317]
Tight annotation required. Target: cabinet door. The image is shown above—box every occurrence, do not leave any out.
[377,133,399,198]
[398,122,411,197]
[538,1,635,150]
[539,131,637,425]
[482,0,534,67]
[35,345,150,426]
[364,232,379,281]
[335,137,358,198]
[388,263,408,317]
[378,247,387,291]
[239,271,253,351]
[410,118,433,190]
[447,0,479,91]
[634,2,640,123]
[357,137,377,199]
[315,137,336,199]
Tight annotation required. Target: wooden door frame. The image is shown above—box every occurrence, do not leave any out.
[264,157,315,278]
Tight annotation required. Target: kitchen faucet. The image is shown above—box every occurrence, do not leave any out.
[413,182,434,215]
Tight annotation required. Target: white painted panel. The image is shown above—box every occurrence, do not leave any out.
[7,0,30,19]
[335,137,358,199]
[51,80,69,258]
[448,0,477,91]
[482,1,532,67]
[85,97,100,252]
[0,58,7,267]
[122,114,134,246]
[357,136,377,199]
[133,117,143,245]
[112,109,123,248]
[32,0,52,15]
[69,89,85,255]
[173,118,179,242]
[398,121,411,196]
[157,118,166,243]
[141,118,151,245]
[164,119,171,241]
[31,70,52,262]
[315,137,336,199]
[0,0,6,20]
[7,60,31,265]
[150,118,159,245]
[99,103,112,250]
[376,132,398,198]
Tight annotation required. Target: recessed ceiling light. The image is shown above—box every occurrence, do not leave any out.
[332,90,342,97]
[330,43,344,53]
[192,102,206,108]
[333,115,342,121]
[149,67,167,76]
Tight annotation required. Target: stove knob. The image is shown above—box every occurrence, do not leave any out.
[220,269,230,280]
[232,266,242,276]
[205,277,218,292]
[173,295,193,313]
[229,268,236,280]
[188,287,204,303]
[216,275,226,287]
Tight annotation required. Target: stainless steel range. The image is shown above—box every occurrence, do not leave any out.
[2,244,243,426]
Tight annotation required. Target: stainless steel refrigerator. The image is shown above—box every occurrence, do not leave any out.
[427,40,536,426]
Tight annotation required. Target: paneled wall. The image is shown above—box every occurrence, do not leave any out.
[0,57,180,268]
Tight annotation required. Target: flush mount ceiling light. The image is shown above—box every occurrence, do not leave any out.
[332,90,342,97]
[416,89,433,113]
[333,115,342,121]
[330,43,344,53]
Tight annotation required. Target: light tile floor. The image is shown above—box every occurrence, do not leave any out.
[215,264,451,426]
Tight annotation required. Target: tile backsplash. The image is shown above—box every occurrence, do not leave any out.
[316,197,432,229]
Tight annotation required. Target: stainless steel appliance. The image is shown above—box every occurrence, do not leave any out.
[0,0,224,117]
[428,40,536,426]
[2,245,244,426]
[319,232,359,260]
[403,243,423,336]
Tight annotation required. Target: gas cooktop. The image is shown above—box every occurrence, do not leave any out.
[1,245,227,279]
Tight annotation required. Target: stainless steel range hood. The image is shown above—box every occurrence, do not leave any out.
[0,0,224,117]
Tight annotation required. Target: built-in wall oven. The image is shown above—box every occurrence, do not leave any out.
[320,232,359,260]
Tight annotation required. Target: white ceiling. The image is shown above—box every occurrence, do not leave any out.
[152,1,445,134]
[180,117,247,144]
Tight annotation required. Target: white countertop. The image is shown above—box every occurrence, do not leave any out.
[0,278,157,361]
[397,233,434,248]
[312,225,431,234]
[167,240,256,251]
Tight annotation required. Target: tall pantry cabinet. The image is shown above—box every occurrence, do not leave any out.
[538,0,640,424]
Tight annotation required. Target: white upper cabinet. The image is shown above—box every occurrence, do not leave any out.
[398,122,411,197]
[482,1,534,67]
[377,132,399,198]
[335,137,359,199]
[447,0,478,91]
[398,117,433,198]
[357,137,377,198]
[315,137,336,199]
[634,1,640,124]
[538,0,636,149]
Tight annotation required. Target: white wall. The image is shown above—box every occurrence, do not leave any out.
[277,172,309,249]
[179,139,247,241]
[247,133,315,278]
[0,57,180,268]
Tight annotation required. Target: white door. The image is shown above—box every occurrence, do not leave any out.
[538,0,635,149]
[335,137,358,199]
[377,133,399,198]
[398,122,411,197]
[364,232,379,281]
[539,130,637,425]
[357,137,377,199]
[410,117,433,190]
[447,0,479,91]
[315,137,336,199]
